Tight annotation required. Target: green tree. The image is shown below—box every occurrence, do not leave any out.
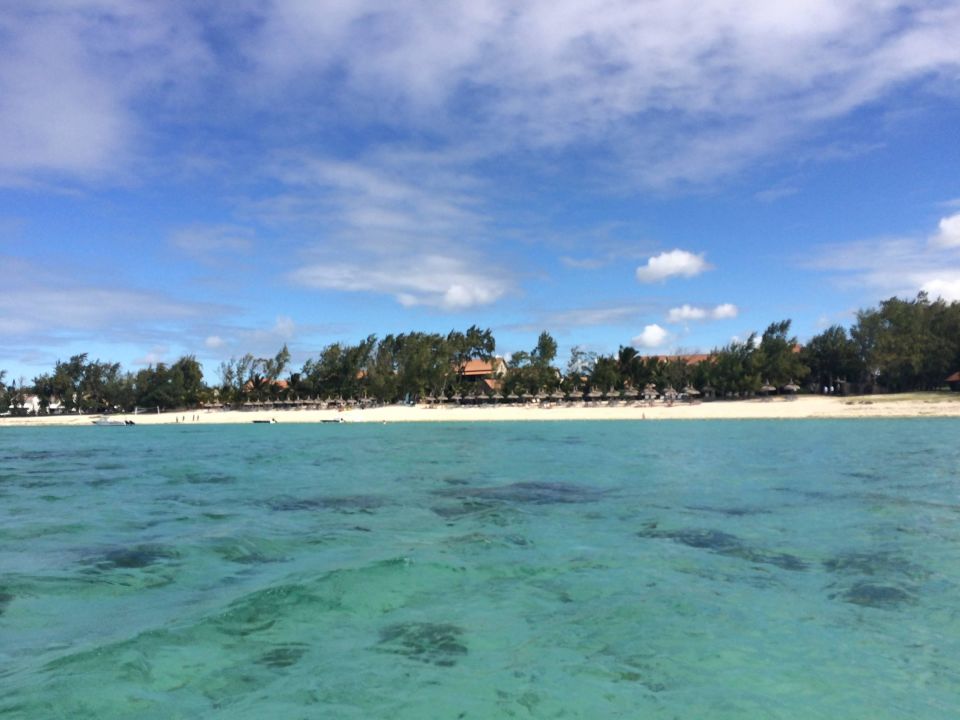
[710,335,761,397]
[531,331,557,367]
[851,294,959,391]
[801,325,864,389]
[503,332,560,395]
[756,320,808,388]
[589,355,621,392]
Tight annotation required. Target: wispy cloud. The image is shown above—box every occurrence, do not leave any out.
[754,185,799,203]
[808,212,960,301]
[263,153,516,310]
[170,224,255,263]
[7,2,957,190]
[0,284,206,338]
[0,255,230,365]
[0,2,212,185]
[240,1,960,187]
[522,305,650,332]
[291,255,509,310]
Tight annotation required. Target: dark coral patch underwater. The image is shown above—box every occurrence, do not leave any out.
[637,526,807,571]
[375,622,467,667]
[434,480,607,505]
[87,544,180,570]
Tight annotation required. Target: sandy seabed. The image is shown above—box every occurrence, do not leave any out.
[3,393,960,427]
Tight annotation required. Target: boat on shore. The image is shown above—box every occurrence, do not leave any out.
[92,418,135,426]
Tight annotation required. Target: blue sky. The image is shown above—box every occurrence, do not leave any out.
[2,1,960,382]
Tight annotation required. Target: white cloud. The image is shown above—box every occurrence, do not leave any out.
[712,303,739,319]
[270,154,515,310]
[931,212,960,248]
[0,3,212,185]
[920,277,960,303]
[636,250,710,283]
[632,324,670,349]
[241,1,960,186]
[808,213,960,302]
[204,335,225,349]
[0,286,203,337]
[666,305,707,322]
[291,255,508,310]
[0,255,234,375]
[5,2,959,190]
[666,303,738,323]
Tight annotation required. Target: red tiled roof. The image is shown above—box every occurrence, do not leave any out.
[482,378,501,392]
[946,371,960,383]
[460,359,496,376]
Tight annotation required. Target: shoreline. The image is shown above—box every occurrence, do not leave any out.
[2,393,960,427]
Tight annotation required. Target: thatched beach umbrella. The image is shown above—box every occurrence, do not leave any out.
[492,392,504,403]
[587,389,604,402]
[642,383,657,402]
[684,385,701,397]
[550,390,565,402]
[783,382,800,393]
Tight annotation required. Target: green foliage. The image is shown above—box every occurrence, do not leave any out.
[851,293,960,391]
[14,299,960,415]
[755,320,809,387]
[801,325,863,388]
[708,335,761,396]
[531,331,557,367]
[589,355,620,391]
[503,331,560,395]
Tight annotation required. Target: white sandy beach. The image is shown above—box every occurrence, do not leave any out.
[3,393,960,427]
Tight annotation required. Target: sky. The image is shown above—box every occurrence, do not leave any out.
[2,1,960,382]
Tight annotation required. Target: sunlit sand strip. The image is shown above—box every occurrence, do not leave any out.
[3,394,960,427]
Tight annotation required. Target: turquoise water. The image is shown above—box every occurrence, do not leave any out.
[1,420,958,718]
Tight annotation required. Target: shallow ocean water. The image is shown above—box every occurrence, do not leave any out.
[1,419,958,718]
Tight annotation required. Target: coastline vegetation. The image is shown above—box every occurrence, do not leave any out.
[2,293,959,415]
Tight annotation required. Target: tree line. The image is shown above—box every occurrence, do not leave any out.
[2,294,959,415]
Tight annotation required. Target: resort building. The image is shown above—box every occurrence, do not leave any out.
[457,357,508,392]
[946,371,960,392]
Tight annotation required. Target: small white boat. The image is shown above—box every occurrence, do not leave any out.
[92,418,134,426]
